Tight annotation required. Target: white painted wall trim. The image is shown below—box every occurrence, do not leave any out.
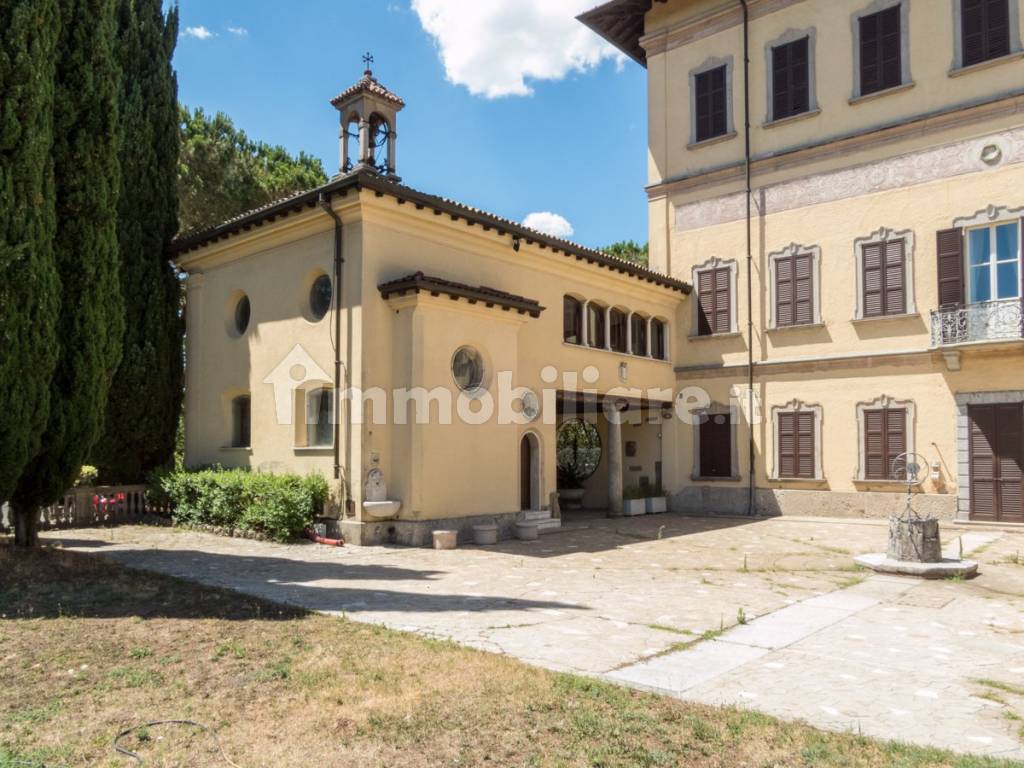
[769,399,824,481]
[852,227,917,319]
[691,257,739,335]
[766,242,822,328]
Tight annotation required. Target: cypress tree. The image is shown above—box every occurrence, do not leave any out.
[92,0,183,483]
[11,0,124,546]
[0,0,61,505]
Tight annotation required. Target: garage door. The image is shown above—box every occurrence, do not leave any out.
[969,403,1024,523]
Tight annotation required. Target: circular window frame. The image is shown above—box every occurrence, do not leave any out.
[556,419,602,483]
[226,291,251,338]
[307,273,333,323]
[451,346,486,393]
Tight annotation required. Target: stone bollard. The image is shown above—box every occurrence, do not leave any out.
[472,523,498,546]
[515,521,539,541]
[888,516,941,563]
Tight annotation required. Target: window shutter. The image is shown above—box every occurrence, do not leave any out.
[996,403,1024,522]
[698,270,714,336]
[772,38,809,121]
[864,409,886,479]
[794,252,813,325]
[969,404,998,521]
[778,413,796,478]
[776,255,794,327]
[884,239,906,315]
[963,0,1011,67]
[860,7,901,96]
[696,66,728,142]
[936,228,965,308]
[700,414,732,478]
[862,242,884,317]
[796,411,816,479]
[886,408,907,478]
[714,267,731,334]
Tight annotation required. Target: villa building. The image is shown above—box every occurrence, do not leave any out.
[174,0,1024,545]
[583,0,1024,523]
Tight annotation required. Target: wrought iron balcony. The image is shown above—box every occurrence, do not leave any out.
[930,299,1024,348]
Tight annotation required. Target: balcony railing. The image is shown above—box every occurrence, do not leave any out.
[931,298,1024,348]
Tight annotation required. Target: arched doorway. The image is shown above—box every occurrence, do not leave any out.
[520,433,540,511]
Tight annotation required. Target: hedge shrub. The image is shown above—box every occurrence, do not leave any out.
[157,468,328,542]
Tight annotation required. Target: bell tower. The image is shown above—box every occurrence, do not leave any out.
[330,54,404,180]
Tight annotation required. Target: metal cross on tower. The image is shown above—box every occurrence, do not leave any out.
[362,52,374,70]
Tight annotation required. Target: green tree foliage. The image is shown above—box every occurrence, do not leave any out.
[0,0,61,504]
[11,0,124,545]
[603,240,649,267]
[92,0,183,483]
[178,107,327,232]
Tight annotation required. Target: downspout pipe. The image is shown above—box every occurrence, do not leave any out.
[739,0,755,516]
[318,192,344,483]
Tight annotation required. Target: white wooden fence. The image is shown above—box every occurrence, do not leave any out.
[0,485,169,531]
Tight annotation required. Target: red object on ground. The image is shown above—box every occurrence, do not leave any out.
[305,528,344,547]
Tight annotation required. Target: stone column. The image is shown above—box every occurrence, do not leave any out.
[605,401,624,517]
[358,118,371,166]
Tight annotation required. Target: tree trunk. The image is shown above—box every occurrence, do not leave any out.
[12,502,38,547]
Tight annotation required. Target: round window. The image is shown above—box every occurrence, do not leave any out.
[451,346,484,391]
[309,275,332,321]
[556,419,602,484]
[234,294,251,335]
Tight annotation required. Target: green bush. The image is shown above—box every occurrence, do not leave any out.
[156,468,328,542]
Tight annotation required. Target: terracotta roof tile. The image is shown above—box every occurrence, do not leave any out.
[378,272,545,317]
[330,70,405,109]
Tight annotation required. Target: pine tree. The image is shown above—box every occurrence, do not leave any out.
[0,0,61,505]
[92,0,183,483]
[11,0,124,546]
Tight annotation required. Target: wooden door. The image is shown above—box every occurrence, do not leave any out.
[969,404,1024,522]
[520,436,532,511]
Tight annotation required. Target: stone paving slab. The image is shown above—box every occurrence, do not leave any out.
[40,515,1024,760]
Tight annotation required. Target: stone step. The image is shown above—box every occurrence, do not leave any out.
[537,518,562,532]
[522,509,554,521]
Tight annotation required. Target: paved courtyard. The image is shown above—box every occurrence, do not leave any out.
[44,513,1024,760]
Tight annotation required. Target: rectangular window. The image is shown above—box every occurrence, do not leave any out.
[563,296,583,344]
[778,411,816,479]
[609,309,628,353]
[771,37,810,120]
[651,319,667,360]
[232,395,251,449]
[306,389,334,447]
[968,222,1021,303]
[587,303,606,348]
[862,239,907,317]
[962,0,1011,67]
[864,407,907,480]
[697,267,731,336]
[859,5,902,95]
[695,65,728,142]
[775,252,814,327]
[699,413,733,478]
[631,314,648,356]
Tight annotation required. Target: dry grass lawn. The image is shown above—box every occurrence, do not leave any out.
[1,541,1020,768]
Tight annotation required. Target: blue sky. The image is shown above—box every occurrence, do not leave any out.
[172,1,649,248]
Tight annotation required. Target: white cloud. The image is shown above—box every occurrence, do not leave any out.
[522,212,575,238]
[182,26,214,40]
[226,26,248,36]
[411,0,623,98]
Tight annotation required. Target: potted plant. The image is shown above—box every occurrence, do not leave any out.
[557,465,586,510]
[646,491,668,515]
[623,486,647,516]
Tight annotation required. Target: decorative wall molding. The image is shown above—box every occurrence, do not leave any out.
[766,243,822,328]
[691,401,741,481]
[954,391,1024,520]
[688,55,736,146]
[674,126,1024,233]
[952,203,1024,229]
[764,27,819,125]
[951,0,1022,71]
[854,395,917,481]
[691,257,739,335]
[769,398,824,481]
[852,227,917,319]
[850,0,912,100]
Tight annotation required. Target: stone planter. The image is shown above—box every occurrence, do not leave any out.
[623,499,647,517]
[888,517,941,562]
[646,497,668,515]
[558,488,585,511]
[515,521,539,541]
[472,523,498,546]
[432,530,458,550]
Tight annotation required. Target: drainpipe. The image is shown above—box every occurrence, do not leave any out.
[739,0,755,516]
[318,192,344,483]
